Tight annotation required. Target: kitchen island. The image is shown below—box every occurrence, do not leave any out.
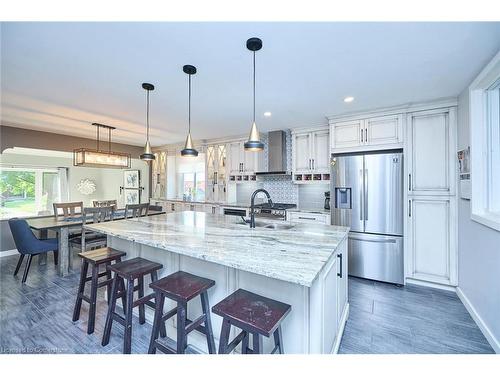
[85,211,349,354]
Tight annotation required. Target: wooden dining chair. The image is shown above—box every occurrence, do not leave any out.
[124,203,149,218]
[71,206,114,252]
[53,202,84,220]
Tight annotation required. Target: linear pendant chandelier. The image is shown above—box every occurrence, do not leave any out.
[181,64,198,157]
[244,37,264,152]
[73,123,131,168]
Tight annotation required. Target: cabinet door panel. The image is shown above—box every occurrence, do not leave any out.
[408,109,453,194]
[336,239,348,326]
[322,255,339,353]
[331,120,363,149]
[365,114,403,146]
[293,133,312,173]
[408,197,456,285]
[229,142,241,174]
[312,130,330,173]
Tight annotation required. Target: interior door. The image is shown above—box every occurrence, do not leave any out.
[331,154,364,233]
[364,152,403,235]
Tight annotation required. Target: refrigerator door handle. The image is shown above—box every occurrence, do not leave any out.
[364,169,368,221]
[359,169,364,221]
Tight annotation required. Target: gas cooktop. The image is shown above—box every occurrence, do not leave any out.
[253,203,297,210]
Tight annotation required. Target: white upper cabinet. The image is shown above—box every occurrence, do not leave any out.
[331,119,364,150]
[229,141,242,175]
[330,114,403,152]
[228,141,261,176]
[293,132,312,173]
[292,127,330,175]
[311,130,330,173]
[365,114,403,146]
[407,108,456,195]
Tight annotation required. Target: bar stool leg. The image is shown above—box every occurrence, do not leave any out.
[218,319,231,354]
[102,275,118,346]
[118,277,127,311]
[176,301,187,354]
[87,265,99,334]
[150,271,167,338]
[123,277,135,354]
[200,291,216,354]
[273,326,284,354]
[138,276,145,324]
[241,331,249,354]
[72,260,89,322]
[148,291,165,354]
[253,333,263,354]
[105,262,112,304]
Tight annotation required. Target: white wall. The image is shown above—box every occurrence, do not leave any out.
[457,87,500,352]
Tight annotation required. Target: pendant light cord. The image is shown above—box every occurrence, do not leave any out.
[146,89,150,142]
[253,50,256,124]
[188,73,192,134]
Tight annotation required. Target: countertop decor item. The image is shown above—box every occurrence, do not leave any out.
[244,37,264,152]
[140,82,155,162]
[76,178,96,195]
[180,65,199,157]
[73,123,131,168]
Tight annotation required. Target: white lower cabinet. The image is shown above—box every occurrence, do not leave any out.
[406,196,457,286]
[288,211,331,225]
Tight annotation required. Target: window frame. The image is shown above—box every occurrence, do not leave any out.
[0,166,60,219]
[469,51,500,231]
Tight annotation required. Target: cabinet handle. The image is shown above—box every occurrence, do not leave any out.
[408,200,412,217]
[365,129,367,142]
[337,253,343,278]
[408,174,412,191]
[298,216,316,220]
[360,129,363,143]
[312,159,315,170]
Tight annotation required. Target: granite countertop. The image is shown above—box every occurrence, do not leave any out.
[85,212,349,287]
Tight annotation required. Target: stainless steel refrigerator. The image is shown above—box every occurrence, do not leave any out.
[331,150,404,285]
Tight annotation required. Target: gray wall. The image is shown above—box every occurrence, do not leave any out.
[457,87,500,350]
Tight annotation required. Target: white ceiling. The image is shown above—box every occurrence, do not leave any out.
[1,22,500,147]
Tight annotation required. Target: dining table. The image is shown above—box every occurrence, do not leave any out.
[27,208,165,276]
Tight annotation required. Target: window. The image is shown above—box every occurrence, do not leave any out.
[470,52,500,231]
[174,154,206,201]
[0,167,61,219]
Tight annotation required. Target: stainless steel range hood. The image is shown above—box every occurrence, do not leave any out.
[255,130,290,175]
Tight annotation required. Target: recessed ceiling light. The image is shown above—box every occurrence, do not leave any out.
[264,111,272,117]
[344,96,354,103]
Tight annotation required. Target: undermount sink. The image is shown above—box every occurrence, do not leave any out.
[236,221,295,230]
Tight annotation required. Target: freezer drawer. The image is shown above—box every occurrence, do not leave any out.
[348,232,404,285]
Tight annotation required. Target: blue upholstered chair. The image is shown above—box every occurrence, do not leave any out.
[8,218,59,283]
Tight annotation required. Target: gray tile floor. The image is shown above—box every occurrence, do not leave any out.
[338,276,494,354]
[0,253,495,354]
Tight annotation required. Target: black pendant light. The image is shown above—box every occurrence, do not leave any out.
[244,37,264,152]
[181,65,199,157]
[140,83,155,161]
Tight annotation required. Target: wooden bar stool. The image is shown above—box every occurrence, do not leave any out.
[212,289,291,354]
[148,271,216,354]
[101,257,164,354]
[72,247,126,334]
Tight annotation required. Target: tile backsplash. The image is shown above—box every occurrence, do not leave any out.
[235,130,328,208]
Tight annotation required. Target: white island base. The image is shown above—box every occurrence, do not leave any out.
[107,235,349,354]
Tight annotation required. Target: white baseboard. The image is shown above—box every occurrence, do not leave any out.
[0,249,18,258]
[405,277,457,292]
[456,287,500,354]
